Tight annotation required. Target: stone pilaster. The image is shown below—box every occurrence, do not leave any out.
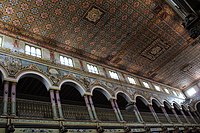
[88,96,98,120]
[2,81,9,116]
[133,102,144,123]
[161,106,172,123]
[49,89,58,119]
[180,109,190,124]
[114,99,124,121]
[148,104,160,123]
[188,110,197,124]
[84,95,94,120]
[11,82,16,116]
[55,90,64,119]
[110,99,121,122]
[171,108,182,123]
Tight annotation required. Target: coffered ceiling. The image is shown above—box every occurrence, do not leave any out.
[0,0,199,89]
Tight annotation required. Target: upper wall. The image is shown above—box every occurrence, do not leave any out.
[0,33,186,105]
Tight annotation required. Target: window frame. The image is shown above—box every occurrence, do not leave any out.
[59,55,74,67]
[154,85,161,91]
[109,70,119,80]
[25,44,42,58]
[127,77,136,84]
[87,63,99,74]
[0,36,3,47]
[142,81,150,88]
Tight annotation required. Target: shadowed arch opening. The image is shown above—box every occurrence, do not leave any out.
[92,88,117,122]
[116,92,137,123]
[152,99,169,123]
[136,96,156,123]
[17,72,51,90]
[173,103,187,123]
[60,82,90,121]
[188,106,199,123]
[196,102,200,113]
[182,105,195,123]
[16,74,53,119]
[164,101,178,123]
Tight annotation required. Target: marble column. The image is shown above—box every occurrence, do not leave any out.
[110,99,121,121]
[55,90,64,119]
[148,104,160,123]
[114,99,124,121]
[171,108,182,123]
[194,111,200,120]
[11,82,16,116]
[88,96,98,120]
[188,110,197,124]
[133,102,144,123]
[2,81,9,116]
[84,95,94,120]
[49,90,58,119]
[161,106,172,123]
[180,109,190,124]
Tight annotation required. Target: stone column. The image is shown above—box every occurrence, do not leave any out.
[180,109,190,124]
[133,102,144,123]
[88,96,98,120]
[84,95,94,120]
[110,99,121,122]
[148,104,160,123]
[11,82,17,116]
[161,106,172,123]
[2,81,9,116]
[171,108,182,123]
[188,110,197,124]
[55,90,63,119]
[194,111,200,120]
[49,89,58,119]
[114,99,124,121]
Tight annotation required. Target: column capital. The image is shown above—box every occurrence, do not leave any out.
[83,92,92,96]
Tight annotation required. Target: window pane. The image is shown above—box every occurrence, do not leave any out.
[25,45,30,54]
[36,48,41,57]
[87,64,98,74]
[31,47,36,56]
[109,71,119,80]
[186,88,196,96]
[68,58,73,67]
[164,88,169,94]
[128,77,136,84]
[143,82,150,88]
[0,37,2,45]
[154,85,160,91]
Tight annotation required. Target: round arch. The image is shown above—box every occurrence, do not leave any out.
[59,79,86,96]
[163,100,173,109]
[172,102,182,110]
[115,91,133,102]
[151,97,163,107]
[16,70,52,90]
[91,86,112,100]
[134,94,150,106]
[194,101,200,111]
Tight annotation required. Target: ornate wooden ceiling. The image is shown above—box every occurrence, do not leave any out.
[0,0,199,89]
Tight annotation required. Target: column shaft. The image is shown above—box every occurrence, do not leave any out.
[149,105,160,123]
[84,95,94,120]
[55,91,63,119]
[180,110,190,124]
[88,96,98,120]
[161,106,172,123]
[3,81,9,115]
[50,90,58,119]
[172,108,182,123]
[188,111,197,124]
[194,111,200,120]
[114,100,124,121]
[133,103,144,123]
[110,99,121,121]
[11,82,16,116]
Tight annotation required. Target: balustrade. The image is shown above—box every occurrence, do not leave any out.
[156,113,169,123]
[62,104,90,121]
[140,112,157,123]
[95,107,118,122]
[168,114,179,123]
[120,110,138,123]
[16,98,52,119]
